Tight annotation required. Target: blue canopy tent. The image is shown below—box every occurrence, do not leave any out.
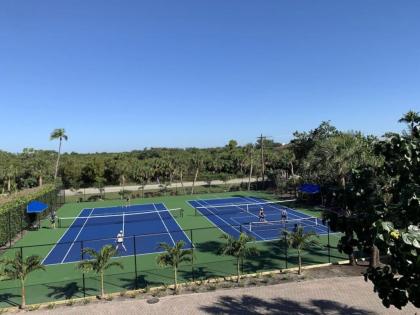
[298,184,321,204]
[298,184,321,194]
[27,200,49,229]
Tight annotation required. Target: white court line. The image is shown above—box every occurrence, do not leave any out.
[41,207,86,265]
[61,208,94,263]
[241,196,305,220]
[198,199,265,241]
[43,245,196,266]
[153,203,175,246]
[223,204,272,240]
[81,203,155,212]
[242,196,307,219]
[199,198,279,240]
[187,200,226,235]
[241,196,328,234]
[161,202,193,246]
[194,200,242,234]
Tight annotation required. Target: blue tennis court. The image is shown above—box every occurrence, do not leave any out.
[188,196,328,241]
[43,203,192,265]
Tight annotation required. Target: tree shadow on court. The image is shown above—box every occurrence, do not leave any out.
[46,281,92,300]
[0,292,20,307]
[181,266,219,281]
[118,274,164,290]
[243,240,287,272]
[200,295,378,315]
[195,241,223,255]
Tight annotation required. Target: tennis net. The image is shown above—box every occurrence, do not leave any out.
[249,217,319,232]
[193,200,291,216]
[58,208,183,228]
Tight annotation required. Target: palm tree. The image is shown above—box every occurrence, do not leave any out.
[220,233,258,282]
[398,110,420,134]
[174,161,187,195]
[171,154,188,195]
[50,128,68,181]
[190,153,203,195]
[77,245,123,298]
[156,241,193,293]
[285,226,319,275]
[0,252,45,309]
[4,163,17,193]
[117,159,130,191]
[32,157,47,187]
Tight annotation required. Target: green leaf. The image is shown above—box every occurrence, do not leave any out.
[381,221,394,232]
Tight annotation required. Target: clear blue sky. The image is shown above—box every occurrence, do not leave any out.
[1,1,419,153]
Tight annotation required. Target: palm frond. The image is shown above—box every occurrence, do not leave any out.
[156,241,193,268]
[104,261,124,271]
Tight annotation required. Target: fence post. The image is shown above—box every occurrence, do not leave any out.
[21,210,24,238]
[8,210,12,248]
[81,241,86,298]
[133,235,138,290]
[283,231,288,269]
[327,224,331,263]
[190,229,195,282]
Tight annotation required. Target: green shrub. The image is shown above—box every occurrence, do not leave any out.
[0,185,58,246]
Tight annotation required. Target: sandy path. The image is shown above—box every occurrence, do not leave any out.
[62,177,259,196]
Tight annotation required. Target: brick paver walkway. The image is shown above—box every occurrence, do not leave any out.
[26,276,417,315]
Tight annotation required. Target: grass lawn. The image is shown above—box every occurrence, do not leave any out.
[0,190,347,308]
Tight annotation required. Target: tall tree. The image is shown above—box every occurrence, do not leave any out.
[363,113,420,309]
[50,128,68,181]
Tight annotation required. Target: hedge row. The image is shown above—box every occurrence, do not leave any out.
[0,184,58,247]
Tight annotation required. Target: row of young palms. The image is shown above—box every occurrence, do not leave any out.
[0,226,318,309]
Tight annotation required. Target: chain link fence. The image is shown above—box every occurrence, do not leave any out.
[0,186,64,249]
[0,224,348,308]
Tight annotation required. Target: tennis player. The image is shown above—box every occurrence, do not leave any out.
[126,196,131,208]
[50,210,57,229]
[116,230,127,252]
[281,209,288,224]
[258,207,265,222]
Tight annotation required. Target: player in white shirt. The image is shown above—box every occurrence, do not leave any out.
[258,207,266,222]
[116,230,127,252]
[281,209,288,224]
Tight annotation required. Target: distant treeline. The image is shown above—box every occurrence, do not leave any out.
[0,139,286,191]
[0,114,412,193]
